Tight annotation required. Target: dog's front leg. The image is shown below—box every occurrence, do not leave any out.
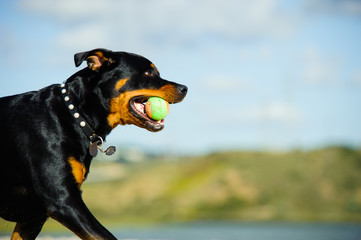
[29,156,117,240]
[47,193,117,240]
[11,218,47,240]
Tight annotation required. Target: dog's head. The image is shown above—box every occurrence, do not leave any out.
[73,48,187,132]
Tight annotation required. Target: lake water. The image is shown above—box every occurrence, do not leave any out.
[1,222,360,240]
[113,222,360,240]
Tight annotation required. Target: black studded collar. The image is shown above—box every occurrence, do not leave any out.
[60,83,115,157]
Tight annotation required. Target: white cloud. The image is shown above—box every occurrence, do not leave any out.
[198,99,303,126]
[300,48,341,84]
[304,0,361,16]
[240,102,303,123]
[55,24,112,51]
[204,75,252,93]
[17,0,109,21]
[353,71,361,85]
[18,0,298,52]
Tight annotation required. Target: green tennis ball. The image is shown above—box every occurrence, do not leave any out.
[145,97,169,121]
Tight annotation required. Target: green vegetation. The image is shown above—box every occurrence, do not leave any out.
[1,146,360,233]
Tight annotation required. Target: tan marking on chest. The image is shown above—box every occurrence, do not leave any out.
[10,231,22,240]
[68,156,86,188]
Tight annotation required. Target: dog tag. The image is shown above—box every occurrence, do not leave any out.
[104,146,116,156]
[89,141,98,157]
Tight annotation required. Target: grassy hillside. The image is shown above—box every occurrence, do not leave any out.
[1,146,360,232]
[81,146,361,224]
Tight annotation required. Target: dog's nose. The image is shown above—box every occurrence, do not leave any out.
[177,84,188,95]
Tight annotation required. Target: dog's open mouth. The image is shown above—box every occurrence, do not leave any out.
[129,96,166,131]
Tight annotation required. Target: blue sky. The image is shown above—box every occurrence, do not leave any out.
[0,0,361,154]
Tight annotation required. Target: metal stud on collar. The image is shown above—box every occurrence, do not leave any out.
[61,84,92,130]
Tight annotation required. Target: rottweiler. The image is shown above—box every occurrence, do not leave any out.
[0,48,187,240]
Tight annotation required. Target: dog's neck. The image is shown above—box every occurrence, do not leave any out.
[60,83,115,157]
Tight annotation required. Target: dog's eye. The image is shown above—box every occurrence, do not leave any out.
[145,71,154,77]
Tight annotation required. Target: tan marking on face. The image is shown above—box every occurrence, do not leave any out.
[107,84,181,129]
[107,94,127,128]
[68,156,86,188]
[150,63,160,74]
[115,78,128,91]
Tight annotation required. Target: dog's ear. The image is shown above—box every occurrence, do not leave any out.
[74,49,115,71]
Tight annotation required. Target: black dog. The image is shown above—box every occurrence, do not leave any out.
[0,48,187,240]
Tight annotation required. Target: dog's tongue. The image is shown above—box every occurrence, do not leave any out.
[134,102,145,113]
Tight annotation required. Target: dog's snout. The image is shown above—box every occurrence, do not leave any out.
[177,84,188,95]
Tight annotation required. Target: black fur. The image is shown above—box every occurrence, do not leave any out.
[0,49,187,240]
